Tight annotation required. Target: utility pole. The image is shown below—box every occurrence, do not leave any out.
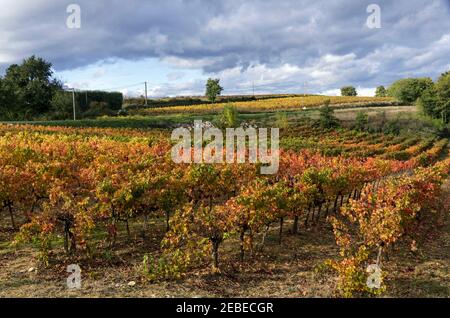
[252,81,255,97]
[72,88,76,120]
[144,82,148,106]
[304,81,309,94]
[85,91,88,109]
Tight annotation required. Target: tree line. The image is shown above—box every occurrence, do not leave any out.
[0,56,123,121]
[341,72,450,124]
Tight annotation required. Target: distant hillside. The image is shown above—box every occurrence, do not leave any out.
[123,94,316,109]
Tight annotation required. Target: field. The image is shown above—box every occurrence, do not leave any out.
[3,0,450,304]
[123,93,313,108]
[7,105,416,131]
[1,98,449,298]
[131,95,396,116]
[1,195,449,298]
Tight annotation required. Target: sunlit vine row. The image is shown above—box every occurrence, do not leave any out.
[0,124,448,297]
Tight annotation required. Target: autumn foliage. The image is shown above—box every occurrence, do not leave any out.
[0,124,448,297]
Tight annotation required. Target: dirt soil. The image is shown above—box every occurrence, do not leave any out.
[0,177,448,298]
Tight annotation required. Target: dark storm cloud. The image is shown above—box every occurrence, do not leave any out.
[1,0,450,92]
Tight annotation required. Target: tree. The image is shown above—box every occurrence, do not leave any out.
[416,86,440,119]
[0,77,19,120]
[387,78,433,104]
[0,78,8,118]
[205,78,223,103]
[318,99,340,128]
[436,71,450,98]
[1,56,62,119]
[415,72,450,123]
[341,86,357,96]
[375,86,387,97]
[0,78,4,107]
[435,72,450,123]
[50,91,75,120]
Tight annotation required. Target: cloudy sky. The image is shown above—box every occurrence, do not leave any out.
[1,0,450,97]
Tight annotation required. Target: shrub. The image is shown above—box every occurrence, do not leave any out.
[354,111,369,131]
[384,151,411,161]
[215,104,240,128]
[318,100,340,129]
[275,112,290,129]
[82,101,117,118]
[117,109,129,117]
[382,119,401,135]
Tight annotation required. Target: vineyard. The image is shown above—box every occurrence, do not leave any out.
[132,96,396,116]
[0,123,449,297]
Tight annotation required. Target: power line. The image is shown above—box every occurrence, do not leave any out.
[94,82,146,92]
[64,82,146,92]
[63,81,155,100]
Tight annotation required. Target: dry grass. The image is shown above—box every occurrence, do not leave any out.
[333,106,417,122]
[133,96,395,116]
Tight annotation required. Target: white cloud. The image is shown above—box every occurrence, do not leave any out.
[319,89,341,96]
[2,0,450,96]
[356,87,376,97]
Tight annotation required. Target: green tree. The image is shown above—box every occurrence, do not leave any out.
[0,77,18,120]
[50,91,75,120]
[318,100,340,128]
[416,87,439,119]
[1,56,62,119]
[375,86,387,97]
[436,72,450,97]
[435,72,450,123]
[205,78,223,103]
[0,78,7,117]
[341,86,357,96]
[387,78,433,104]
[415,72,450,123]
